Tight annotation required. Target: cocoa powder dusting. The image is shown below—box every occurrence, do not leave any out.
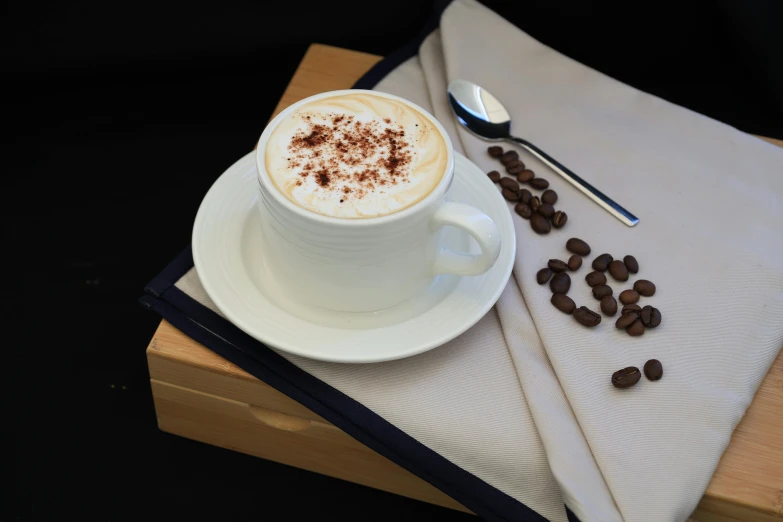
[287,112,413,201]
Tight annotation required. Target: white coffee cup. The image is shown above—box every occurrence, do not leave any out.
[255,90,501,313]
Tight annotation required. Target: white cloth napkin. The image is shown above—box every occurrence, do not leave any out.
[178,1,783,520]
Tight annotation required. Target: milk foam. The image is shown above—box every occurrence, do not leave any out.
[264,93,448,219]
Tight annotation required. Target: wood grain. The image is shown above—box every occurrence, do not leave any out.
[147,43,783,521]
[270,44,381,119]
[151,379,470,512]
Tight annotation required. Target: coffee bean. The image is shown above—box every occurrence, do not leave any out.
[502,188,520,201]
[566,237,590,257]
[518,169,535,182]
[548,259,568,272]
[506,161,525,175]
[574,306,602,327]
[618,289,640,305]
[519,189,532,204]
[615,312,637,329]
[488,146,504,158]
[601,295,618,316]
[585,271,607,287]
[622,303,642,314]
[633,280,656,297]
[640,305,662,328]
[626,318,645,336]
[536,268,553,285]
[487,170,501,183]
[541,189,558,204]
[608,260,629,281]
[592,284,613,299]
[567,254,582,271]
[623,255,639,274]
[552,211,568,228]
[643,359,663,381]
[529,196,541,213]
[500,150,519,165]
[612,367,641,388]
[515,203,532,219]
[530,213,551,234]
[566,238,591,256]
[538,203,555,218]
[550,272,571,294]
[530,178,549,190]
[592,253,613,272]
[551,293,576,314]
[500,178,520,191]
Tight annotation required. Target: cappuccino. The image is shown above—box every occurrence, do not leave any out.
[264,92,448,219]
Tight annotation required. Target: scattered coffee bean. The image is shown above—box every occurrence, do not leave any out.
[552,211,567,228]
[550,272,571,294]
[548,259,569,272]
[500,150,519,165]
[585,271,607,287]
[529,196,541,213]
[640,305,662,328]
[592,284,613,300]
[487,170,501,183]
[612,367,641,388]
[623,255,639,274]
[515,203,532,219]
[502,188,520,201]
[622,303,642,315]
[536,268,553,285]
[567,254,582,271]
[643,359,663,381]
[530,178,549,190]
[506,161,525,175]
[608,260,629,281]
[615,312,638,329]
[592,253,613,272]
[618,289,640,305]
[518,169,535,182]
[566,238,591,256]
[626,318,645,336]
[500,178,520,191]
[530,213,551,234]
[601,295,618,316]
[574,306,602,327]
[538,203,555,218]
[541,189,558,204]
[519,189,532,204]
[633,280,656,297]
[551,293,576,314]
[488,145,504,158]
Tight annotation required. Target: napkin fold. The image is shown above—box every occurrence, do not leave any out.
[144,1,783,520]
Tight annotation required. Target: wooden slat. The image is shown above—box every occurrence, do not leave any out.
[148,43,783,521]
[152,379,470,513]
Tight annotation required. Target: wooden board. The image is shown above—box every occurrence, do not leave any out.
[147,43,783,521]
[150,378,469,512]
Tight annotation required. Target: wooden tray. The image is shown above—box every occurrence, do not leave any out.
[147,43,783,522]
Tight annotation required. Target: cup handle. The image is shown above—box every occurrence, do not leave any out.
[431,202,501,276]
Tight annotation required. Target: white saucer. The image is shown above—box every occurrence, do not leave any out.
[193,151,515,363]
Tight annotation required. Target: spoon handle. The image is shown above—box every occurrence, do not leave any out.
[508,137,639,227]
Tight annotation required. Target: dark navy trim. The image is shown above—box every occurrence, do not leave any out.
[143,245,192,297]
[353,0,453,90]
[141,282,548,522]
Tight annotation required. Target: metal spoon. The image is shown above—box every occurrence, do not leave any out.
[447,79,639,227]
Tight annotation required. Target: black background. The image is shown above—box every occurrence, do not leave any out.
[7,1,782,520]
